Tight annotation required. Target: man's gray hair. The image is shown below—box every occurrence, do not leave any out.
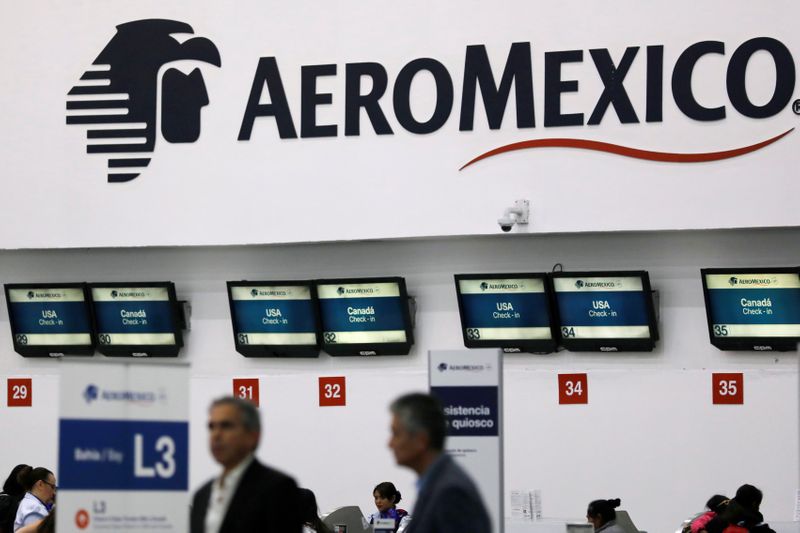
[210,396,261,433]
[390,392,446,451]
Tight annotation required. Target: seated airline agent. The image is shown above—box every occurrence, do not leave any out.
[388,393,491,533]
[191,397,303,533]
[13,468,55,532]
[367,482,410,533]
[586,499,625,533]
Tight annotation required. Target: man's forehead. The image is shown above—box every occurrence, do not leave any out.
[209,403,239,419]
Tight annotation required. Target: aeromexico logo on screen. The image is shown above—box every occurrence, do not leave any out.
[68,22,797,182]
[66,19,220,183]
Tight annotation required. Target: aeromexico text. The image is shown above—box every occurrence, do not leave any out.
[237,37,796,140]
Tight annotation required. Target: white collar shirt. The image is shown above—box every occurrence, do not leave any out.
[14,492,49,531]
[204,455,254,533]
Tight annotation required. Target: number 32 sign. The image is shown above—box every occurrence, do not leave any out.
[319,376,346,407]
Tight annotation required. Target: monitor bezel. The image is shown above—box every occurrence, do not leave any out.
[4,282,95,357]
[226,280,321,358]
[315,276,414,356]
[88,281,184,357]
[701,266,800,352]
[453,273,558,354]
[550,270,659,352]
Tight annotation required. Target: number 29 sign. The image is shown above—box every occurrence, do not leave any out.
[7,378,32,407]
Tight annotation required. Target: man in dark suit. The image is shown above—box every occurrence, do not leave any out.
[388,393,491,533]
[190,397,302,533]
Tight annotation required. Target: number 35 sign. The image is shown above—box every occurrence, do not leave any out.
[712,373,744,405]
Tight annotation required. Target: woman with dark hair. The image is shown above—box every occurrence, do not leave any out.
[367,482,410,533]
[0,465,31,533]
[705,484,775,533]
[586,498,624,532]
[298,488,331,533]
[688,494,729,533]
[13,468,55,531]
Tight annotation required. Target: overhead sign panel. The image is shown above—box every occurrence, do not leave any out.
[551,271,659,351]
[4,284,94,357]
[316,278,413,356]
[702,268,800,351]
[89,283,183,357]
[227,281,320,357]
[454,274,556,353]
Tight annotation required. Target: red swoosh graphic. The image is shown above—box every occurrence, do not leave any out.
[459,128,794,170]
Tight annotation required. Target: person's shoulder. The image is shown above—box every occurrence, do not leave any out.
[191,478,214,502]
[246,459,298,489]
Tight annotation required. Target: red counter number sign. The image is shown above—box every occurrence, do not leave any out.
[558,373,588,404]
[233,378,260,407]
[319,376,346,407]
[7,378,32,407]
[712,373,744,405]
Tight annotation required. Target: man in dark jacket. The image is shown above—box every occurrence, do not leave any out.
[388,393,491,533]
[190,397,302,533]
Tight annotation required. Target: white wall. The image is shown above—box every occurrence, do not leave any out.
[0,227,797,533]
[3,1,800,248]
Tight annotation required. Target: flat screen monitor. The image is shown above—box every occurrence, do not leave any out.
[316,277,413,356]
[4,283,94,357]
[89,282,183,357]
[454,273,557,353]
[701,267,800,351]
[551,271,659,352]
[227,281,320,357]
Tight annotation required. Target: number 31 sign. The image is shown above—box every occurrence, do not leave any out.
[233,378,260,407]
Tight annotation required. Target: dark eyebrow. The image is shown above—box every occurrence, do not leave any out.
[208,420,237,430]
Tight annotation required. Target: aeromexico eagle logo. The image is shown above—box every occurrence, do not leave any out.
[66,19,220,183]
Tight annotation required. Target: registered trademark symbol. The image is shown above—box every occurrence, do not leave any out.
[793,99,800,115]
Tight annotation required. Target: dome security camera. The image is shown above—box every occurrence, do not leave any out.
[497,200,530,232]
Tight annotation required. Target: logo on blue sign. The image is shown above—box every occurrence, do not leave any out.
[84,384,99,403]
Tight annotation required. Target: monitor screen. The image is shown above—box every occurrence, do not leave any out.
[227,282,320,357]
[89,283,183,357]
[454,274,556,353]
[4,284,94,357]
[316,277,413,356]
[551,271,658,351]
[702,268,800,351]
